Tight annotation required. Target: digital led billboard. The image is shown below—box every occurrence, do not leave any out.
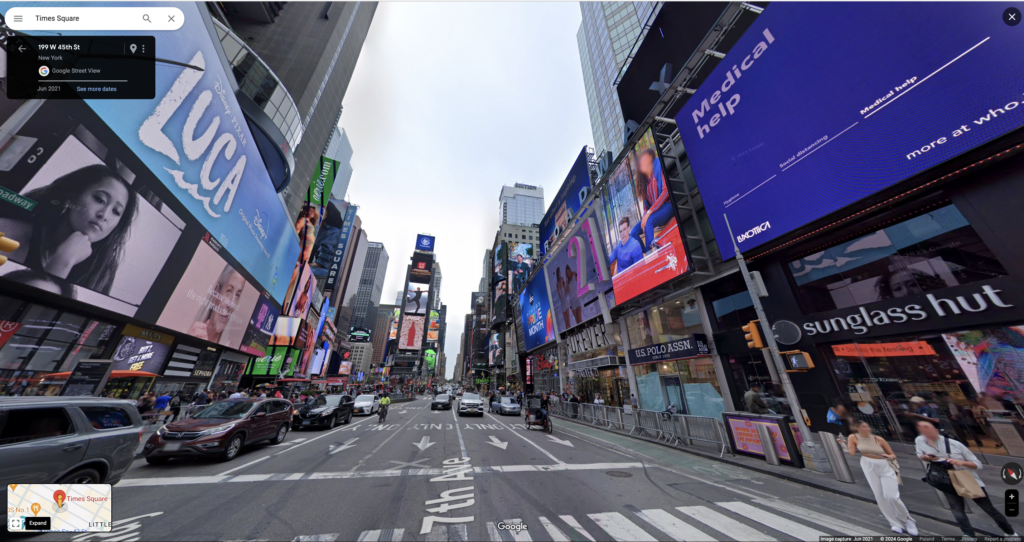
[399,315,425,350]
[427,310,440,342]
[415,234,436,252]
[488,331,504,367]
[404,284,430,315]
[674,3,1024,259]
[507,242,534,296]
[389,308,401,339]
[547,205,614,333]
[539,147,592,256]
[240,295,278,356]
[519,273,556,351]
[600,129,692,303]
[492,242,508,324]
[410,253,433,284]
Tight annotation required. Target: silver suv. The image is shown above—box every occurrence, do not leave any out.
[0,396,144,485]
[458,393,484,416]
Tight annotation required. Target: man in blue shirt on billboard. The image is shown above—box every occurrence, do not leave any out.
[609,217,644,274]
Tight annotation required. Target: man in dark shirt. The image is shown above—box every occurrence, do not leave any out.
[540,393,550,422]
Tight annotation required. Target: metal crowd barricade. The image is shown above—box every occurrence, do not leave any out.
[631,409,664,439]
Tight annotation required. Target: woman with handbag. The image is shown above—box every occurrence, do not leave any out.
[847,420,917,534]
[915,420,1018,537]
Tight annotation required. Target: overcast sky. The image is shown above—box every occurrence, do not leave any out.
[339,2,594,379]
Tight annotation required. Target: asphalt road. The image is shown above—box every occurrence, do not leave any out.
[34,397,972,541]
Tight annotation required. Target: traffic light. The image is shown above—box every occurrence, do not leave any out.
[0,232,19,267]
[742,320,764,349]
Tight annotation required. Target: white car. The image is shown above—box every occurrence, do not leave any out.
[352,394,379,415]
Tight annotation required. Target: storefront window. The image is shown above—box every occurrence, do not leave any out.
[704,274,758,331]
[0,296,118,396]
[823,326,1024,457]
[633,358,725,418]
[789,204,1006,314]
[625,293,703,348]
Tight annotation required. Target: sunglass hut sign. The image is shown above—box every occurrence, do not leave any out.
[803,284,1012,337]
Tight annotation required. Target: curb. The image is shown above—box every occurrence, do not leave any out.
[553,415,1000,537]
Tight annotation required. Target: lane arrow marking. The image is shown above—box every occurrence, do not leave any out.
[486,435,508,450]
[413,436,435,451]
[547,435,574,447]
[329,438,359,454]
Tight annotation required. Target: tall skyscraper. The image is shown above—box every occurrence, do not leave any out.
[577,2,649,160]
[325,127,355,200]
[373,305,398,369]
[212,2,377,222]
[498,184,545,226]
[335,229,369,340]
[430,262,443,311]
[349,242,389,331]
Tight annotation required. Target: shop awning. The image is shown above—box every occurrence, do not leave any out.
[41,370,160,380]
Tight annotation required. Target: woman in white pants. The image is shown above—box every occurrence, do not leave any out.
[847,420,918,535]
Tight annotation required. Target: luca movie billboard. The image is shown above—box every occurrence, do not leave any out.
[519,273,556,351]
[675,3,1024,259]
[600,129,692,303]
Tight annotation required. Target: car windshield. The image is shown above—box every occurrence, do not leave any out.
[500,397,513,404]
[313,395,343,407]
[193,401,253,419]
[435,394,449,401]
[463,394,480,401]
[355,395,375,402]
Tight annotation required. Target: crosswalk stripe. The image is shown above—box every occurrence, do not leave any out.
[717,502,827,542]
[292,535,339,542]
[559,515,596,542]
[426,525,465,542]
[588,512,658,542]
[487,522,502,542]
[357,528,405,541]
[537,517,569,542]
[634,509,717,542]
[676,506,776,541]
[751,498,886,537]
[503,519,532,542]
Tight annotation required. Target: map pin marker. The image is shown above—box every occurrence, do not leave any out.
[31,503,41,516]
[8,484,16,491]
[129,44,136,54]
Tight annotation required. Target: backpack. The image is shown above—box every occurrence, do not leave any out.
[170,396,181,408]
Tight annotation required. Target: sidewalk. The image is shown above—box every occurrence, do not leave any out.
[553,414,1016,536]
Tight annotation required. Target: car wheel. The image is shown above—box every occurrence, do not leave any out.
[271,424,289,444]
[145,456,170,465]
[221,434,244,462]
[344,412,352,424]
[326,415,337,430]
[57,468,101,484]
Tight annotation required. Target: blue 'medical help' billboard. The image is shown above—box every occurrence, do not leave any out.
[675,3,1024,260]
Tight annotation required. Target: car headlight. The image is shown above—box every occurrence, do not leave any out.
[156,424,168,436]
[198,423,237,437]
[319,409,335,417]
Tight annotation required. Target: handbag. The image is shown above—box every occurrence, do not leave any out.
[950,469,986,499]
[922,435,955,493]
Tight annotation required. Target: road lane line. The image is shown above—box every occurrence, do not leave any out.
[717,501,826,542]
[588,512,658,541]
[502,519,532,542]
[357,528,405,541]
[349,400,430,472]
[675,506,775,541]
[537,517,569,542]
[634,509,716,542]
[452,402,467,457]
[483,412,564,465]
[218,456,269,476]
[292,535,339,541]
[486,522,501,542]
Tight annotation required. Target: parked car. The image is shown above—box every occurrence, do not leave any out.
[142,398,291,463]
[293,394,354,430]
[432,394,453,410]
[490,396,522,416]
[458,393,484,416]
[0,397,144,486]
[352,394,379,415]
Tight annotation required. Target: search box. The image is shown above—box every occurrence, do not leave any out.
[5,7,184,31]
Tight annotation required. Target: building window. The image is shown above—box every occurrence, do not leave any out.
[625,293,703,348]
[787,204,1007,314]
[703,274,758,332]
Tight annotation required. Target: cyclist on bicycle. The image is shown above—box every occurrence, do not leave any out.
[378,393,392,423]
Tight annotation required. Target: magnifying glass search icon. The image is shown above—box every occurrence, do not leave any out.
[142,14,151,23]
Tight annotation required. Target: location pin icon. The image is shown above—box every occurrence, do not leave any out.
[31,503,41,516]
[130,44,136,54]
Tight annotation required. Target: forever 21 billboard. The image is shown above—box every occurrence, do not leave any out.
[0,3,300,347]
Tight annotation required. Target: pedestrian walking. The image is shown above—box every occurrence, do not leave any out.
[915,420,1018,537]
[570,394,580,419]
[137,392,155,423]
[230,389,244,399]
[744,384,770,414]
[847,420,916,535]
[169,392,183,423]
[594,393,605,405]
[630,394,638,410]
[153,391,171,424]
